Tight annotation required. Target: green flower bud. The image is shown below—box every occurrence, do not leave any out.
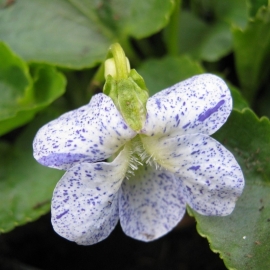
[103,43,149,132]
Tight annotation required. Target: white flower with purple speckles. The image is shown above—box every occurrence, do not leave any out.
[33,74,244,245]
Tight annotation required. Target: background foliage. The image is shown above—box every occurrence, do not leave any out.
[0,0,270,269]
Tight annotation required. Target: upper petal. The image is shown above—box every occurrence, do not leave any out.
[119,165,186,242]
[33,93,136,170]
[141,133,244,216]
[142,74,232,137]
[51,146,130,245]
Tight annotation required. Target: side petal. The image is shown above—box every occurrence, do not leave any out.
[142,74,232,137]
[141,133,244,216]
[119,165,186,242]
[51,147,130,245]
[33,93,136,170]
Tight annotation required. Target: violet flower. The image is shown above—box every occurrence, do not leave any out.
[33,74,244,245]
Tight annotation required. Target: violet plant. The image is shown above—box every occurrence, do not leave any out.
[0,1,270,269]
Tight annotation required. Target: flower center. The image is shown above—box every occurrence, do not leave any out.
[125,135,161,179]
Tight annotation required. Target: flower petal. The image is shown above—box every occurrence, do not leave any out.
[51,147,130,245]
[142,74,232,137]
[33,93,136,170]
[141,133,244,216]
[119,165,186,242]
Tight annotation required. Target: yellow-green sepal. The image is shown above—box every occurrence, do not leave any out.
[103,72,149,132]
[103,43,149,132]
[117,74,149,132]
[103,74,118,104]
[129,69,148,92]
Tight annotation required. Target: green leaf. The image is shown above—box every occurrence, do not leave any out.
[179,1,248,61]
[190,0,248,28]
[255,84,270,118]
[188,109,270,269]
[0,42,33,120]
[216,0,248,28]
[0,0,174,68]
[70,0,175,39]
[0,113,64,233]
[178,11,232,61]
[137,55,204,96]
[0,42,66,135]
[233,5,270,103]
[229,84,249,111]
[0,111,39,136]
[247,0,268,17]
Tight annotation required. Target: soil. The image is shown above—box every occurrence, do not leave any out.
[0,213,227,270]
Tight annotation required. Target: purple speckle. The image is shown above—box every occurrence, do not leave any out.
[94,165,103,171]
[188,166,200,171]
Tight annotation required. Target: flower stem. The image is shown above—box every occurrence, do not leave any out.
[87,64,105,100]
[109,43,129,80]
[119,37,141,67]
[164,0,181,56]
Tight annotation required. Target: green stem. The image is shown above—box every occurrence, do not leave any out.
[109,43,129,80]
[119,37,141,67]
[165,0,181,56]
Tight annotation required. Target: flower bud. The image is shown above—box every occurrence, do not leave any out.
[103,44,149,132]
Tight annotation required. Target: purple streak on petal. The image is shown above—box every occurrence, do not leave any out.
[56,210,69,219]
[191,150,200,155]
[182,123,190,129]
[38,153,90,169]
[198,100,225,122]
[155,99,161,109]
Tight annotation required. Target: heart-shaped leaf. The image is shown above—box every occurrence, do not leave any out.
[0,0,174,68]
[0,43,66,135]
[189,109,270,269]
[233,5,270,103]
[0,113,64,233]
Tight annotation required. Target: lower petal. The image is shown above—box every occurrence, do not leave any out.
[119,165,186,242]
[51,147,130,245]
